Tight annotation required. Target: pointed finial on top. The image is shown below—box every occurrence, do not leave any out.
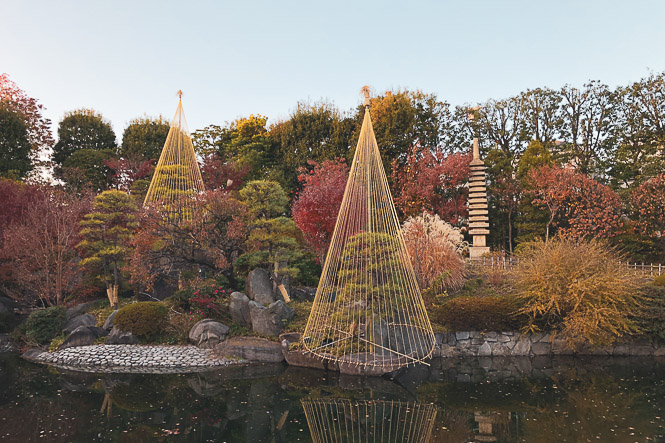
[177,90,183,100]
[361,86,371,107]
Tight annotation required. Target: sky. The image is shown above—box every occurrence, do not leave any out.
[3,0,665,140]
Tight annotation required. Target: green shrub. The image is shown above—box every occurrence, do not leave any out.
[48,333,66,352]
[635,286,665,343]
[513,238,641,348]
[653,274,665,287]
[24,306,66,345]
[114,302,168,338]
[432,295,524,331]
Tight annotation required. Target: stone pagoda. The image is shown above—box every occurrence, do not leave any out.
[468,136,490,259]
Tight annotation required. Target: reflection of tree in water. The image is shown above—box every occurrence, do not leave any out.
[302,399,437,442]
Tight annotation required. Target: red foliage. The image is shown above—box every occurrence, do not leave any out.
[105,157,155,191]
[291,159,349,262]
[0,179,42,240]
[0,73,53,152]
[0,187,92,306]
[528,166,623,240]
[391,146,471,225]
[201,155,250,191]
[631,174,665,239]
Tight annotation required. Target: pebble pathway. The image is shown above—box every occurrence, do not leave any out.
[31,344,241,374]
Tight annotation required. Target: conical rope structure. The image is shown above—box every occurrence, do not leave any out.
[143,94,205,221]
[301,93,436,374]
[302,399,438,443]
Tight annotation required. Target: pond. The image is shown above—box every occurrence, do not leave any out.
[1,355,664,442]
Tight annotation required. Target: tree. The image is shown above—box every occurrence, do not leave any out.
[105,157,155,193]
[292,159,349,263]
[391,145,471,225]
[200,155,249,192]
[0,189,91,306]
[270,101,354,188]
[476,95,526,159]
[53,109,117,166]
[610,73,665,187]
[192,115,278,183]
[527,165,622,241]
[238,180,303,283]
[62,148,115,192]
[354,90,456,170]
[78,190,137,308]
[485,148,520,251]
[120,116,170,161]
[239,180,288,219]
[0,103,32,178]
[631,174,665,251]
[130,190,250,289]
[520,87,564,146]
[0,73,53,155]
[558,81,616,175]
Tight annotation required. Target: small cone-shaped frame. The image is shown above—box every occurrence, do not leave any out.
[302,399,438,442]
[302,100,436,371]
[143,95,205,220]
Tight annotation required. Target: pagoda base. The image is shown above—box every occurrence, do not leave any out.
[469,246,490,259]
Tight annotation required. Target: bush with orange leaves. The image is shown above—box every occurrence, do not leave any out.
[402,213,467,299]
[514,238,642,348]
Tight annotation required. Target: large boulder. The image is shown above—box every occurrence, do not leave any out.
[59,326,108,350]
[249,300,295,336]
[189,319,230,349]
[229,292,252,328]
[215,336,284,363]
[246,268,275,305]
[106,326,139,345]
[289,286,316,301]
[65,300,100,320]
[102,310,118,331]
[63,313,96,334]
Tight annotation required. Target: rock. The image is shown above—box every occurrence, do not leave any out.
[279,332,301,344]
[477,341,492,356]
[65,300,100,320]
[531,342,552,356]
[106,326,139,345]
[63,313,96,334]
[551,338,570,354]
[654,346,665,357]
[491,342,511,356]
[189,319,230,349]
[102,310,118,330]
[387,324,433,359]
[215,336,284,363]
[512,336,531,355]
[289,286,316,301]
[249,300,295,336]
[229,292,252,327]
[59,326,108,350]
[0,334,16,353]
[22,348,45,362]
[456,331,470,340]
[246,268,275,305]
[629,345,654,356]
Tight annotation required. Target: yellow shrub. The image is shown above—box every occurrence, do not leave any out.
[514,238,641,348]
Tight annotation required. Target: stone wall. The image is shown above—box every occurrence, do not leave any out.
[433,331,665,357]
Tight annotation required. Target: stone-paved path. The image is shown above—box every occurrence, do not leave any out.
[29,344,240,374]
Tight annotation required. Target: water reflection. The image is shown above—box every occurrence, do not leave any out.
[0,355,663,442]
[302,399,437,442]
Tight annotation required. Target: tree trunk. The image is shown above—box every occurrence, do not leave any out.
[508,210,513,254]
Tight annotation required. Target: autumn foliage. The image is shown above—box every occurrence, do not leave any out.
[292,159,349,262]
[631,174,665,240]
[527,166,623,241]
[391,146,471,225]
[402,213,467,295]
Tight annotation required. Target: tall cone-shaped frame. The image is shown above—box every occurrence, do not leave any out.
[143,95,205,220]
[301,100,436,374]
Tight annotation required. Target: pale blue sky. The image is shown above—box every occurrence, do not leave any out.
[2,0,665,139]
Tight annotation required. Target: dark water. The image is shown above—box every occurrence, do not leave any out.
[1,355,664,442]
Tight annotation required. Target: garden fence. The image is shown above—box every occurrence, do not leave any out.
[467,256,664,277]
